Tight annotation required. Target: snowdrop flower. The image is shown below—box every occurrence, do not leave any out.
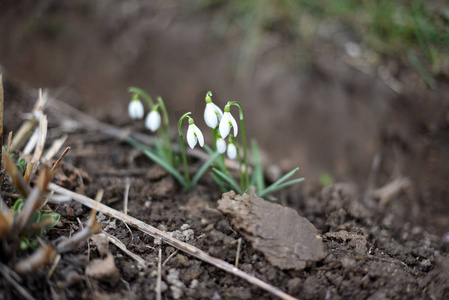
[128,99,144,120]
[186,118,204,149]
[219,106,238,139]
[145,109,161,132]
[227,141,237,160]
[204,91,223,129]
[216,137,226,154]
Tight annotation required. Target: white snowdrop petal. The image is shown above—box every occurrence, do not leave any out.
[128,100,144,120]
[186,125,197,149]
[219,113,231,138]
[216,138,226,154]
[145,111,161,132]
[212,103,223,120]
[194,124,205,147]
[230,114,238,137]
[204,104,218,128]
[227,143,237,159]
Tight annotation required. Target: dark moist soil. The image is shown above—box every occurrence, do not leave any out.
[1,85,448,300]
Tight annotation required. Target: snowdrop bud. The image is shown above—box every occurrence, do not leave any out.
[216,138,226,154]
[227,142,237,160]
[186,118,204,149]
[145,109,161,132]
[219,111,238,139]
[128,99,144,120]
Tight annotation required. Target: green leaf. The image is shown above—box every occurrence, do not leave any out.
[211,172,228,192]
[123,136,187,188]
[257,167,300,198]
[41,212,61,232]
[16,157,27,175]
[191,151,221,187]
[258,177,305,198]
[212,168,242,194]
[13,198,24,214]
[143,149,187,188]
[204,145,226,171]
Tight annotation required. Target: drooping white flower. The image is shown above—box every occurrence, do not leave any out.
[186,120,204,149]
[219,111,238,139]
[227,142,237,159]
[145,110,161,132]
[204,102,223,129]
[216,137,226,154]
[128,99,144,120]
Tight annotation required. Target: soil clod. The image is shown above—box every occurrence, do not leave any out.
[217,191,326,270]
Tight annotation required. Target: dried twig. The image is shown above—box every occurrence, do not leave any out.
[156,247,162,300]
[48,183,297,300]
[123,178,130,215]
[102,232,147,268]
[162,249,178,267]
[235,238,242,268]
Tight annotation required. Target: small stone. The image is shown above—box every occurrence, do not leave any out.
[287,278,302,294]
[180,224,191,230]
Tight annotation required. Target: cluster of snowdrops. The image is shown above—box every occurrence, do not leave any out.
[126,88,302,199]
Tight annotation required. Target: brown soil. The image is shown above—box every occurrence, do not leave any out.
[1,1,449,299]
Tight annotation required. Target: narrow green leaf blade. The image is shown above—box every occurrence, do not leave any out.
[258,177,304,198]
[192,151,221,187]
[212,168,242,194]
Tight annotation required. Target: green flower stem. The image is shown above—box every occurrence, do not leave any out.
[128,87,155,109]
[227,101,249,190]
[178,112,192,189]
[232,136,244,191]
[157,96,173,165]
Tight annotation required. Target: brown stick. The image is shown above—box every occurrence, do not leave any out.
[48,182,297,300]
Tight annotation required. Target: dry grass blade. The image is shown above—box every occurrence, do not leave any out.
[103,232,147,268]
[31,114,48,164]
[44,135,68,162]
[50,146,70,174]
[0,208,13,237]
[15,243,57,274]
[48,183,297,300]
[23,163,34,182]
[10,89,47,151]
[4,152,31,198]
[13,167,51,234]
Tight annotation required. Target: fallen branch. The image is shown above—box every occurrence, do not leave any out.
[48,182,297,300]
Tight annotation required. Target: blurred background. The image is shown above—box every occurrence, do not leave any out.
[1,0,448,230]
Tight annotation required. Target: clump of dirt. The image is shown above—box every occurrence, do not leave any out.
[217,191,325,271]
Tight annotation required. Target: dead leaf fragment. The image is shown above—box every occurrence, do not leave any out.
[85,253,118,283]
[217,191,326,270]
